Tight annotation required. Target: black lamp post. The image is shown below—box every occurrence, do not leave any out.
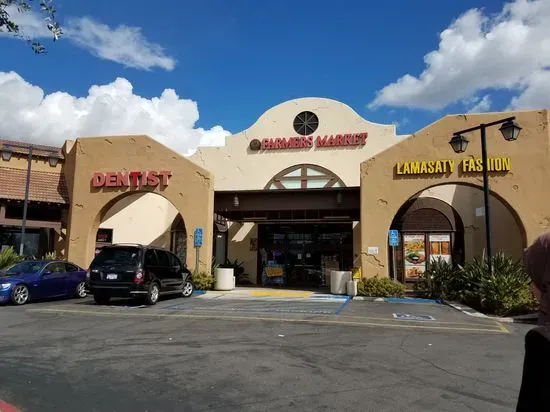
[449,117,522,274]
[1,143,61,256]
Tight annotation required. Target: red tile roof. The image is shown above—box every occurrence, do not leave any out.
[0,139,64,159]
[0,167,69,204]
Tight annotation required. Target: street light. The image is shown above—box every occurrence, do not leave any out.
[449,116,521,274]
[1,143,60,256]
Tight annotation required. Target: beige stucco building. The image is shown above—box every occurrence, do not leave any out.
[0,98,547,290]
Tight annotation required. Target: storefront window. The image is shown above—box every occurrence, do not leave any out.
[0,227,41,258]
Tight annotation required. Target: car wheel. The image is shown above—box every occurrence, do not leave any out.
[182,279,194,298]
[11,284,30,305]
[93,294,110,305]
[144,282,160,305]
[75,281,87,298]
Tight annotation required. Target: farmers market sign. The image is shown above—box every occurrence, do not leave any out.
[395,157,511,176]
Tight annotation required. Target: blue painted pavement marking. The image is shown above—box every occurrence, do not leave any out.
[334,297,352,315]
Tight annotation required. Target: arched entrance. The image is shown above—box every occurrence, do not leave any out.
[389,196,464,286]
[386,183,526,285]
[94,191,188,265]
[63,135,214,272]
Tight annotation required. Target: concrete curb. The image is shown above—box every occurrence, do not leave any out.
[443,301,539,323]
[352,296,441,304]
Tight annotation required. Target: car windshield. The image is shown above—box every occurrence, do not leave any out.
[92,247,141,268]
[2,261,45,275]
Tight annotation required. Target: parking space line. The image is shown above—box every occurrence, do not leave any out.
[26,307,509,333]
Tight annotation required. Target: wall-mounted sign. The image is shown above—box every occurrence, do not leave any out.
[249,132,368,151]
[92,170,172,188]
[395,157,510,175]
[403,234,426,279]
[428,234,451,264]
[194,228,203,248]
[96,228,113,244]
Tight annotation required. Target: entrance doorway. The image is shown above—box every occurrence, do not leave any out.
[257,223,353,288]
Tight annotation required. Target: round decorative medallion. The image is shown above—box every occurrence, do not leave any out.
[249,139,261,151]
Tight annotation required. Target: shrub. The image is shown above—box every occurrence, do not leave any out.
[0,247,23,270]
[464,253,538,316]
[358,276,405,297]
[192,271,214,291]
[42,252,57,260]
[417,258,467,301]
[418,252,538,316]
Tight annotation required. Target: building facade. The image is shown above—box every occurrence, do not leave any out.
[1,99,547,290]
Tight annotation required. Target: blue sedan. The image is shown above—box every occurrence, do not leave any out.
[0,260,88,305]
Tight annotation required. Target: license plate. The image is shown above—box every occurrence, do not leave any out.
[106,273,118,280]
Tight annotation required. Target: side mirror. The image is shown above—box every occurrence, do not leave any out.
[42,270,52,276]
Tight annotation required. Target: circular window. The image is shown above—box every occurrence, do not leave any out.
[293,111,319,136]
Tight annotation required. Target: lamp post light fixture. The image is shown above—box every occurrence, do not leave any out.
[233,194,240,208]
[1,145,12,161]
[449,116,521,274]
[48,154,60,167]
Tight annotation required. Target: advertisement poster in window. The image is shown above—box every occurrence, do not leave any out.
[429,234,452,264]
[403,234,426,279]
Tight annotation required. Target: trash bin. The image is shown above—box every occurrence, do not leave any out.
[330,271,352,295]
[215,268,234,291]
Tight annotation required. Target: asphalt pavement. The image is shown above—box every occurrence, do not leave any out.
[0,294,533,412]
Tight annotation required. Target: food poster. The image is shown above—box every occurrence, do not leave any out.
[403,234,426,279]
[429,234,452,264]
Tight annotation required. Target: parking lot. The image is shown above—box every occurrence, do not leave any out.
[0,293,531,411]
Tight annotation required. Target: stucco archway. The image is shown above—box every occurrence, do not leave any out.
[359,110,548,278]
[62,135,214,272]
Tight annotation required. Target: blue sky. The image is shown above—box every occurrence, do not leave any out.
[1,0,549,153]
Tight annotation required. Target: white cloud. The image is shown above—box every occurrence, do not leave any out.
[467,95,492,112]
[369,0,550,111]
[0,71,230,156]
[3,6,176,71]
[66,17,176,71]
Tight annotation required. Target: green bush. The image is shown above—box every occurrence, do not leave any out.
[192,271,214,291]
[0,247,23,270]
[418,253,538,316]
[417,258,466,301]
[42,252,57,260]
[358,276,405,297]
[465,253,537,316]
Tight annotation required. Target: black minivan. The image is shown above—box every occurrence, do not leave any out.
[87,244,194,305]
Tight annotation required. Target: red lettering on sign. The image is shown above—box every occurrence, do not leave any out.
[158,171,172,186]
[92,173,105,187]
[105,172,117,187]
[254,132,367,151]
[116,172,129,186]
[147,171,160,186]
[92,171,171,188]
